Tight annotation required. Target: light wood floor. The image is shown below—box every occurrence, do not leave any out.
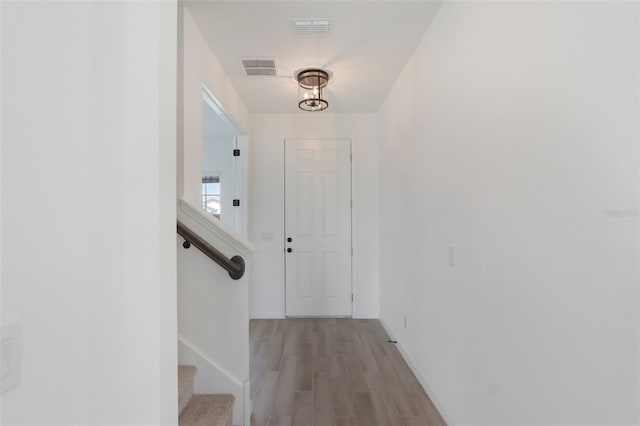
[249,318,446,426]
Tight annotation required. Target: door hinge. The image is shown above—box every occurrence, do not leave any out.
[350,153,353,162]
[233,199,240,206]
[351,294,354,302]
[233,149,240,157]
[351,247,353,256]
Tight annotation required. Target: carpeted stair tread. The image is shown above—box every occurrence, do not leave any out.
[179,394,235,426]
[178,365,198,415]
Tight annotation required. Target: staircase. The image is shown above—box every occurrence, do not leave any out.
[178,365,235,426]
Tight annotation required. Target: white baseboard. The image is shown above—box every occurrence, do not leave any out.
[251,312,378,319]
[378,318,453,426]
[250,311,284,319]
[353,312,379,319]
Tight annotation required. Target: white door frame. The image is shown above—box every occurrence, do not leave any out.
[283,138,354,317]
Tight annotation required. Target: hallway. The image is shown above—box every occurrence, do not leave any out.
[250,319,446,426]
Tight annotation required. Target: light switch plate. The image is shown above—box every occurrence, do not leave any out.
[1,321,21,393]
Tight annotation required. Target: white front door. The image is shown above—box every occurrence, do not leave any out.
[284,139,352,316]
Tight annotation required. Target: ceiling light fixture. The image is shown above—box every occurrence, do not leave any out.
[295,68,330,112]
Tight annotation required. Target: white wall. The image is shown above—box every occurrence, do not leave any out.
[378,1,639,424]
[178,6,249,207]
[249,113,380,319]
[177,201,254,426]
[177,7,252,425]
[1,1,177,424]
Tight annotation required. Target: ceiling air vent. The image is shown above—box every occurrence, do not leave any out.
[292,19,332,36]
[240,58,277,76]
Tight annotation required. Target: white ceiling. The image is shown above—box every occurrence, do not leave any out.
[185,1,443,114]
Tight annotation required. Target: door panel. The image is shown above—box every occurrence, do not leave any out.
[285,139,352,317]
[322,172,339,235]
[296,252,314,298]
[296,172,314,235]
[323,252,339,297]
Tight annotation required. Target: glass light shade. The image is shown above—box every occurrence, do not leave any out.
[297,69,329,111]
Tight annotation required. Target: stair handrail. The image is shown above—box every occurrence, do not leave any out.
[177,220,245,280]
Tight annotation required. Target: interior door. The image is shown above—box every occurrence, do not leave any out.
[285,139,352,317]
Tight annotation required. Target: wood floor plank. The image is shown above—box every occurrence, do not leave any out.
[313,354,329,373]
[313,330,327,357]
[402,416,428,426]
[341,341,368,393]
[354,333,379,373]
[270,355,298,418]
[335,417,358,426]
[376,354,420,417]
[312,372,333,412]
[408,389,446,426]
[265,331,285,372]
[268,416,292,426]
[295,343,312,391]
[250,342,270,400]
[250,319,446,426]
[365,371,403,426]
[300,318,314,343]
[354,392,379,426]
[335,318,354,343]
[312,409,336,426]
[282,320,301,357]
[252,371,279,426]
[292,391,312,426]
[328,355,356,418]
[389,356,446,426]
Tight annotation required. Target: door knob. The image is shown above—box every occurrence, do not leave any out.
[287,248,292,253]
[287,237,292,242]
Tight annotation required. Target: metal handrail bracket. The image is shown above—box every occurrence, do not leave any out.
[177,220,245,280]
